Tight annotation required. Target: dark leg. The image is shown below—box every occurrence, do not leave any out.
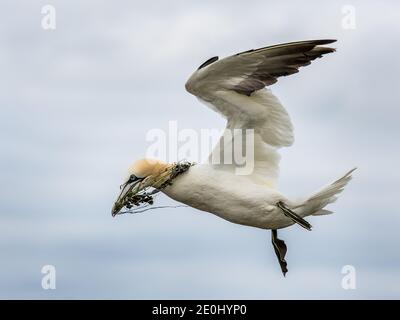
[271,229,288,276]
[277,201,312,231]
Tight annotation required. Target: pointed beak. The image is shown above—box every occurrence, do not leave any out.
[111,178,143,217]
[111,166,174,217]
[111,203,121,217]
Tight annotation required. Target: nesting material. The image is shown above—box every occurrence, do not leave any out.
[115,161,194,215]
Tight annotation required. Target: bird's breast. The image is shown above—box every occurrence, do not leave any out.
[161,164,285,229]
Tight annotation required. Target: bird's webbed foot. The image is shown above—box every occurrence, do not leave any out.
[271,229,288,276]
[277,201,312,231]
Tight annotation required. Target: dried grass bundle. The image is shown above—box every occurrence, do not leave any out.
[115,161,194,215]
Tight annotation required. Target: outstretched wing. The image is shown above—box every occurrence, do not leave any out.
[185,40,336,186]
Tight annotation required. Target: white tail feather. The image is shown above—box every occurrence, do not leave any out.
[295,168,356,217]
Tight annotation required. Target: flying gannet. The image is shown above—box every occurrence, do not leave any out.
[112,39,356,275]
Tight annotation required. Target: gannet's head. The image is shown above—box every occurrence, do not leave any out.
[111,159,169,216]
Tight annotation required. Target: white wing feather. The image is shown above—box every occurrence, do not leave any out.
[185,40,336,187]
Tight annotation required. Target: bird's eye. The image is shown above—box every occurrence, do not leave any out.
[128,174,137,182]
[120,174,138,189]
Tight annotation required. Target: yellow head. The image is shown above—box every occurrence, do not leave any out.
[127,158,169,179]
[111,158,170,216]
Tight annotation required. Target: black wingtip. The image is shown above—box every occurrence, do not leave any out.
[314,39,337,45]
[197,56,219,70]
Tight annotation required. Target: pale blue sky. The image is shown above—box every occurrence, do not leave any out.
[0,0,399,299]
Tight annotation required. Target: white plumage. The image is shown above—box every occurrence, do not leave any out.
[113,39,356,275]
[163,40,355,230]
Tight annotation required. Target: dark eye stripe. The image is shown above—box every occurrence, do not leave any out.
[128,174,138,182]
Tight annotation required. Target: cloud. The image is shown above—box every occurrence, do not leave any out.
[0,0,399,298]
